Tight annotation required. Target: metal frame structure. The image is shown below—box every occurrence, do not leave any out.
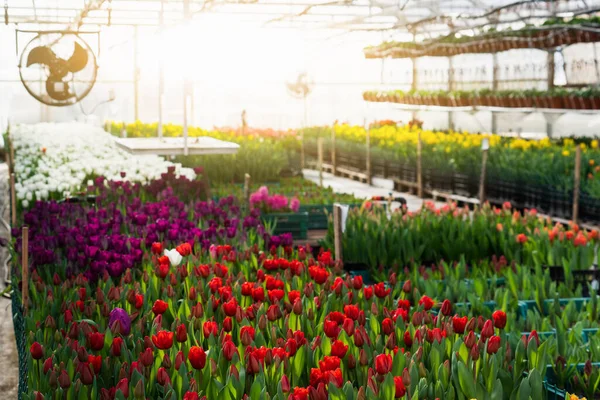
[4,1,600,33]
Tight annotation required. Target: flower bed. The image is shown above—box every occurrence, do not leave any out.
[303,123,600,221]
[21,242,558,399]
[11,123,196,208]
[323,202,599,280]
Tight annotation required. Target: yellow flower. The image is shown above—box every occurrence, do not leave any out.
[590,160,595,166]
[591,139,598,149]
[563,150,570,157]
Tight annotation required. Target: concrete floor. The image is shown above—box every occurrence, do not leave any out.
[302,169,442,211]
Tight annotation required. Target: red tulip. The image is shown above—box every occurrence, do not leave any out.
[528,330,540,346]
[374,353,393,375]
[88,332,105,351]
[152,330,174,350]
[481,319,494,341]
[175,351,185,371]
[111,337,123,357]
[308,266,329,284]
[343,304,359,320]
[43,357,53,374]
[152,300,168,315]
[188,346,207,370]
[134,294,144,309]
[394,376,406,398]
[418,295,434,311]
[203,321,218,338]
[452,315,468,334]
[176,242,192,256]
[364,286,373,300]
[330,340,348,358]
[266,304,281,321]
[240,326,255,346]
[88,355,102,373]
[290,387,309,400]
[115,377,129,397]
[80,362,94,385]
[151,242,163,255]
[403,330,413,347]
[440,300,452,316]
[223,340,238,361]
[251,287,265,302]
[222,299,238,316]
[281,374,291,392]
[342,318,355,336]
[382,318,394,336]
[183,392,199,400]
[323,320,340,339]
[176,324,188,343]
[516,233,527,244]
[157,367,170,386]
[492,310,507,329]
[487,335,501,354]
[464,331,476,349]
[30,342,43,360]
[352,275,363,290]
[58,370,71,389]
[374,282,391,298]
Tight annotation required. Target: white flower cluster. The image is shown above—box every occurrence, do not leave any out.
[12,122,196,208]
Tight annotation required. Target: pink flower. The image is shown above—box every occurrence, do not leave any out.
[290,197,300,212]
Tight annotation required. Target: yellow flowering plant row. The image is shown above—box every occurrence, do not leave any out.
[302,124,600,201]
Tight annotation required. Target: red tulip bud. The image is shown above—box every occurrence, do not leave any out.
[58,370,71,389]
[469,344,480,361]
[281,374,290,392]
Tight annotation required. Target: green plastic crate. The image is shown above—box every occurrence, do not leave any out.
[299,203,364,230]
[262,212,309,240]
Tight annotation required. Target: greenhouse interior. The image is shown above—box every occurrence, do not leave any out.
[4,0,600,399]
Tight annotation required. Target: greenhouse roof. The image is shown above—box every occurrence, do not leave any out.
[5,0,600,33]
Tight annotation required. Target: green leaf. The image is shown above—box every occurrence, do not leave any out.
[381,373,395,400]
[457,360,476,399]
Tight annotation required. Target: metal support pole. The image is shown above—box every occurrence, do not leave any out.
[491,54,499,133]
[183,82,189,156]
[547,50,555,90]
[158,0,164,138]
[10,173,16,227]
[573,146,581,223]
[366,120,372,185]
[411,56,418,121]
[448,56,455,131]
[479,149,489,204]
[417,131,423,198]
[318,137,323,187]
[133,25,139,121]
[331,124,337,176]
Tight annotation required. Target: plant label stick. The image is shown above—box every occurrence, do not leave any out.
[573,146,581,223]
[10,173,16,227]
[244,173,251,208]
[333,204,343,262]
